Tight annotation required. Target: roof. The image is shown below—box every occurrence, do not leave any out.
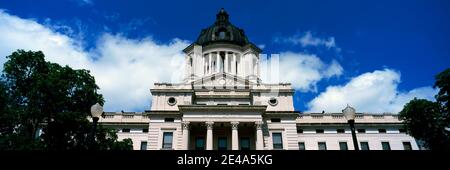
[189,8,261,51]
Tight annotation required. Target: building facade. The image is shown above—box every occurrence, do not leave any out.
[98,9,419,150]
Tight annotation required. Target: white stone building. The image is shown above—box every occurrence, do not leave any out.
[98,9,419,150]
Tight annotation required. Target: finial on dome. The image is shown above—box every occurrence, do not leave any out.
[216,8,229,23]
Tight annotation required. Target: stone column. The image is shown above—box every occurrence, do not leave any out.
[232,53,236,75]
[208,53,212,75]
[225,52,229,73]
[255,121,264,150]
[206,121,214,150]
[182,121,190,150]
[216,52,220,73]
[201,54,205,77]
[185,55,189,80]
[257,56,260,78]
[231,121,239,150]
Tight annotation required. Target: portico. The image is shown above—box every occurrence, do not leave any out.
[182,121,264,150]
[179,105,266,150]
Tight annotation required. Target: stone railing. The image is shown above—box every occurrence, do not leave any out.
[98,112,150,124]
[297,113,401,124]
[152,83,192,90]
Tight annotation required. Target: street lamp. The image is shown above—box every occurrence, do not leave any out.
[90,103,103,150]
[343,104,359,150]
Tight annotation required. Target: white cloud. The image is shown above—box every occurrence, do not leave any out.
[306,69,437,114]
[260,52,343,92]
[277,31,341,52]
[0,10,90,70]
[323,60,343,78]
[0,10,188,111]
[257,44,265,49]
[74,0,93,6]
[90,34,188,111]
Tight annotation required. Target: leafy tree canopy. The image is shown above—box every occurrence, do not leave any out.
[0,50,132,150]
[399,68,450,150]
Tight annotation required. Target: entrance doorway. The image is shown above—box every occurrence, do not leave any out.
[218,137,227,150]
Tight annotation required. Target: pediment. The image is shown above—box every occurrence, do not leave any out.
[191,73,258,89]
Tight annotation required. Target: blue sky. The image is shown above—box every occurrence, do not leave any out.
[0,0,449,113]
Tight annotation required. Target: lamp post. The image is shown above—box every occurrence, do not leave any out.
[343,105,359,150]
[90,103,103,150]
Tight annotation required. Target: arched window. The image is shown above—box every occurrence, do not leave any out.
[235,55,240,75]
[235,61,238,74]
[219,31,226,40]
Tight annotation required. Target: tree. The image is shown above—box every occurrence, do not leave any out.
[0,80,21,149]
[399,98,449,150]
[0,50,132,150]
[434,68,450,124]
[399,68,450,150]
[96,126,134,150]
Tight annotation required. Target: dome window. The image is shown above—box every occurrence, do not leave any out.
[219,31,226,40]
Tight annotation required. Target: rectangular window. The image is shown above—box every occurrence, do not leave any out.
[337,129,345,133]
[271,118,281,123]
[218,137,227,150]
[272,133,283,150]
[195,137,205,150]
[382,142,391,150]
[297,128,303,133]
[360,142,370,150]
[378,129,387,133]
[318,142,327,150]
[140,141,147,150]
[339,142,348,150]
[122,128,130,133]
[298,142,305,150]
[399,129,407,133]
[142,129,148,133]
[403,142,412,150]
[162,132,173,149]
[316,129,324,133]
[357,129,366,133]
[240,137,250,150]
[164,118,174,122]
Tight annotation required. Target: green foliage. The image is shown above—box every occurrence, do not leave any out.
[96,127,134,150]
[399,98,449,150]
[0,81,16,136]
[434,68,450,122]
[0,50,133,150]
[399,68,450,150]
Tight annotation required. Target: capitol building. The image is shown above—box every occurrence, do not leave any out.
[98,9,419,151]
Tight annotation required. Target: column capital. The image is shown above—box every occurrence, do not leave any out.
[255,121,264,150]
[182,121,190,130]
[205,121,214,130]
[255,121,264,130]
[231,121,239,130]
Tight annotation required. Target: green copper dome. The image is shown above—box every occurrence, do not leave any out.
[195,8,251,47]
